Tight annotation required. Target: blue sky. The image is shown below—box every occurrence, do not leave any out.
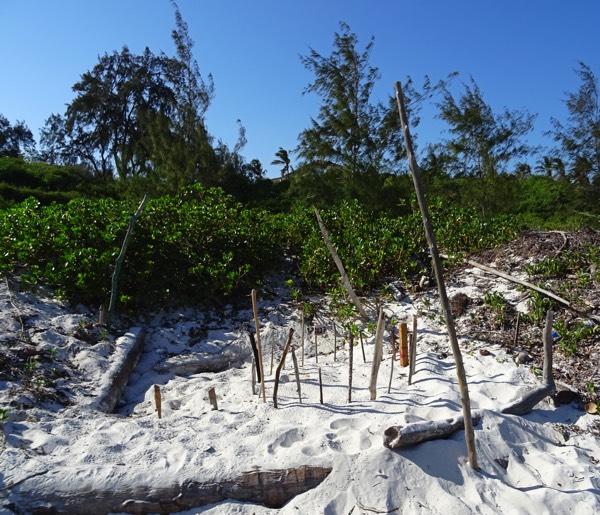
[1,0,599,178]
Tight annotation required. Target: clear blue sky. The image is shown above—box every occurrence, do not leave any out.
[1,0,599,178]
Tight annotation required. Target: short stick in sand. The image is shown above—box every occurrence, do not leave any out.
[301,311,305,367]
[333,322,337,362]
[369,308,385,400]
[319,367,323,404]
[408,315,417,385]
[154,385,162,419]
[251,289,267,403]
[348,332,354,403]
[388,329,396,394]
[360,332,366,363]
[273,328,295,409]
[399,322,409,367]
[291,346,302,403]
[270,331,275,375]
[248,333,262,383]
[208,387,218,410]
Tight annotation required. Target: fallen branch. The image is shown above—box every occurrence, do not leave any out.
[444,254,572,308]
[443,253,600,323]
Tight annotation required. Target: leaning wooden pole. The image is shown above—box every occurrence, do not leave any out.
[107,194,149,328]
[313,207,369,322]
[395,81,478,471]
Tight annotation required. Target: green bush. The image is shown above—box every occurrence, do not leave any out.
[0,185,284,309]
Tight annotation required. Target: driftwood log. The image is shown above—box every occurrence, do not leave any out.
[154,344,251,376]
[6,466,332,514]
[87,327,145,413]
[384,311,557,449]
[384,412,483,449]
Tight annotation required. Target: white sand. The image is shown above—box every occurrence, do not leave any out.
[1,274,599,514]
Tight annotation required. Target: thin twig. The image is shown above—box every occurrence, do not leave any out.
[355,500,400,513]
[5,276,29,344]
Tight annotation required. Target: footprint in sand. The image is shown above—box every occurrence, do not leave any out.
[267,427,303,454]
[329,417,370,431]
[325,417,374,454]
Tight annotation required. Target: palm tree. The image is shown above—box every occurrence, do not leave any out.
[271,147,293,178]
[535,156,555,177]
[535,155,566,179]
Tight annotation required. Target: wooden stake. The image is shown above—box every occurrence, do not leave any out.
[395,80,478,470]
[270,331,275,376]
[291,346,302,403]
[369,308,385,400]
[408,315,418,385]
[314,329,318,363]
[360,331,366,363]
[399,323,409,367]
[208,387,218,410]
[248,333,262,383]
[388,328,396,394]
[333,322,337,362]
[318,367,323,404]
[98,304,106,326]
[513,311,521,348]
[251,289,267,403]
[301,311,305,367]
[313,207,369,322]
[542,311,555,389]
[251,358,256,395]
[273,328,295,409]
[348,332,354,403]
[153,384,162,419]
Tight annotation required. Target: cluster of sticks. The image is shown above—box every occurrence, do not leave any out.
[247,288,421,409]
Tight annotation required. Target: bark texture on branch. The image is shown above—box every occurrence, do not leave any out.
[8,466,332,514]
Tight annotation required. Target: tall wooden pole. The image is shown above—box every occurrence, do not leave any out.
[395,81,478,471]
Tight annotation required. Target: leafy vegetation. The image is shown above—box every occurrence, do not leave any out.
[0,186,283,309]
